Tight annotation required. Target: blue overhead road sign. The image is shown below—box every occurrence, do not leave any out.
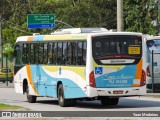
[28,24,54,29]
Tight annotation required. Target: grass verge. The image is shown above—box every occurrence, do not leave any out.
[0,103,24,111]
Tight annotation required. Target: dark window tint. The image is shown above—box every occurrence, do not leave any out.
[22,44,27,64]
[82,42,87,65]
[39,43,47,64]
[47,42,57,64]
[30,44,34,64]
[77,42,87,65]
[19,40,87,66]
[34,43,39,64]
[92,35,142,65]
[92,35,142,58]
[43,43,47,64]
[57,42,63,64]
[15,44,22,65]
[39,43,43,64]
[62,42,67,65]
[67,42,77,65]
[53,43,57,64]
[48,43,52,64]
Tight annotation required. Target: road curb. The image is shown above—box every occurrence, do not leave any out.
[144,93,160,98]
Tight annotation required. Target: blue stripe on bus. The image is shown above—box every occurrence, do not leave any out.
[33,36,44,41]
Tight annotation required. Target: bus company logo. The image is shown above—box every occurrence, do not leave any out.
[1,112,42,118]
[2,112,11,118]
[103,74,134,80]
[95,67,103,75]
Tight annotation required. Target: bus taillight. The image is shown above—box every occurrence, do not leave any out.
[89,71,96,87]
[140,70,146,86]
[146,66,151,77]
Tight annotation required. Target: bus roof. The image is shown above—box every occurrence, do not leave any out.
[146,36,160,41]
[16,28,143,43]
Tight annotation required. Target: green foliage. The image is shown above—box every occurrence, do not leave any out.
[0,0,159,59]
[0,103,22,110]
[124,0,158,35]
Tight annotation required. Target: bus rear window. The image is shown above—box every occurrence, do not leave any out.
[92,35,142,65]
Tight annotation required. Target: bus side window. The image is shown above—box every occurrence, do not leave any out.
[67,42,77,65]
[30,43,34,64]
[39,43,44,64]
[62,42,67,65]
[22,43,30,64]
[77,41,87,65]
[15,44,22,66]
[43,43,48,64]
[53,42,57,64]
[34,43,39,64]
[57,42,63,65]
[26,43,30,64]
[48,43,52,64]
[82,42,87,65]
[77,42,82,65]
[67,42,72,65]
[22,43,27,64]
[72,42,77,65]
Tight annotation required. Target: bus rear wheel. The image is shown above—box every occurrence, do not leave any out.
[100,97,119,106]
[58,84,77,107]
[26,84,37,103]
[58,84,68,107]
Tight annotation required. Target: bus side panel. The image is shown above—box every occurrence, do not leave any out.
[14,66,37,95]
[27,65,87,98]
[14,67,23,94]
[55,66,87,99]
[28,65,56,97]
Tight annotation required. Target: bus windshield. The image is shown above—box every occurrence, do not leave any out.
[92,35,142,65]
[146,39,160,52]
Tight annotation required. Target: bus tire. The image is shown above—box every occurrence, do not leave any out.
[26,84,37,103]
[69,99,77,106]
[58,84,70,107]
[101,97,119,106]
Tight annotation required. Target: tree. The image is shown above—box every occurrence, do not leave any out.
[124,0,158,35]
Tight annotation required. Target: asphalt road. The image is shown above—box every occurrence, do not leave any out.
[0,82,160,111]
[1,82,160,119]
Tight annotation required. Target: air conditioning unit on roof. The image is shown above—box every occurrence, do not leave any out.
[51,28,109,35]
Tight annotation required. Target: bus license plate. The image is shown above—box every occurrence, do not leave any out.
[113,91,123,94]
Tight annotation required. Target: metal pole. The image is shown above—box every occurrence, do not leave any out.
[0,14,2,67]
[151,50,154,93]
[6,55,8,86]
[117,0,124,32]
[158,0,160,34]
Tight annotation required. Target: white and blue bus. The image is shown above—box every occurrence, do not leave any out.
[14,28,146,107]
[146,36,160,92]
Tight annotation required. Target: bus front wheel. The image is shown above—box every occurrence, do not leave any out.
[100,97,119,106]
[26,84,37,103]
